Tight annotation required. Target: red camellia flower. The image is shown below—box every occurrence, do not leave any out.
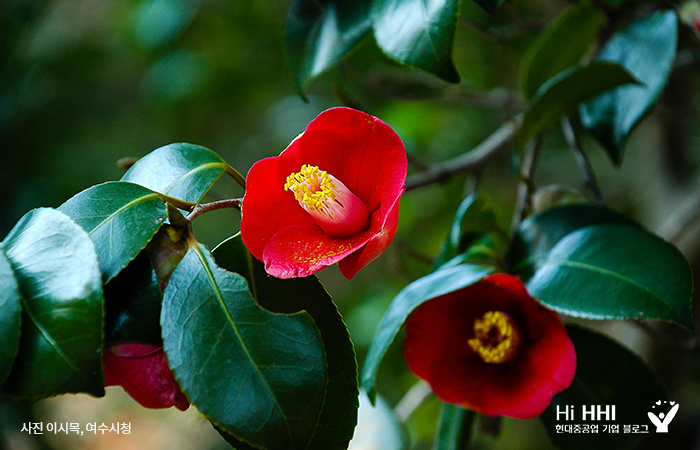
[241,107,407,279]
[403,274,576,419]
[103,343,189,411]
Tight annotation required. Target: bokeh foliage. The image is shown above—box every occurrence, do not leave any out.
[3,0,700,449]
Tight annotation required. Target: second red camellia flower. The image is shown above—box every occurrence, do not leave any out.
[403,274,576,419]
[103,343,190,411]
[241,107,407,279]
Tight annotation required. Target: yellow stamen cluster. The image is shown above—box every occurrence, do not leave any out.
[284,165,337,216]
[468,311,518,364]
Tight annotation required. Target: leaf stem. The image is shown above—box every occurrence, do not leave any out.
[405,115,522,191]
[434,403,475,449]
[159,194,198,212]
[188,198,243,222]
[225,163,247,189]
[562,117,604,203]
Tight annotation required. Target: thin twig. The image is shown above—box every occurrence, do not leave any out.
[561,117,604,203]
[406,152,430,172]
[405,116,522,191]
[439,87,526,112]
[188,198,242,222]
[510,137,542,233]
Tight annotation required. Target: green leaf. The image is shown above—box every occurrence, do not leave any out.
[0,251,22,385]
[434,403,474,450]
[121,143,228,203]
[520,224,693,328]
[1,208,104,398]
[541,326,667,450]
[372,0,461,83]
[472,0,504,14]
[519,0,606,101]
[434,193,505,270]
[104,253,162,346]
[518,62,639,150]
[507,203,638,280]
[59,181,167,282]
[213,235,359,450]
[285,0,372,92]
[361,263,496,401]
[509,204,694,328]
[161,243,327,450]
[579,10,678,164]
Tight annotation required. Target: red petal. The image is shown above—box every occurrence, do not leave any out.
[241,107,407,278]
[281,107,407,211]
[104,343,190,411]
[241,155,316,261]
[262,224,373,278]
[338,189,403,279]
[403,274,576,419]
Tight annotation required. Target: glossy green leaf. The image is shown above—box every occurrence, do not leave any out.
[579,10,678,164]
[518,62,638,149]
[434,193,504,270]
[121,143,228,203]
[161,243,327,450]
[213,235,359,450]
[362,263,496,401]
[519,1,606,101]
[104,253,162,346]
[434,403,474,450]
[472,0,504,14]
[1,208,104,398]
[541,326,667,450]
[285,0,372,92]
[211,425,260,450]
[372,0,461,83]
[520,224,693,328]
[507,203,638,279]
[0,251,21,385]
[59,181,167,282]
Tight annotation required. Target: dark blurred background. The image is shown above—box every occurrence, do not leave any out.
[2,0,700,449]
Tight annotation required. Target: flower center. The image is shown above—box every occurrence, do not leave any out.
[468,311,522,364]
[284,164,370,237]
